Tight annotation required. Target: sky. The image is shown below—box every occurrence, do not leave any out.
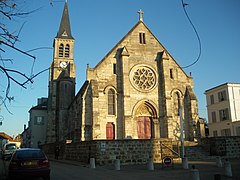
[0,0,239,137]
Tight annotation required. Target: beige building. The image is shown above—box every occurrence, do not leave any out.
[205,83,240,137]
[47,3,199,143]
[27,98,48,147]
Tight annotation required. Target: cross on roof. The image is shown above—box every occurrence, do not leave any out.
[138,9,144,21]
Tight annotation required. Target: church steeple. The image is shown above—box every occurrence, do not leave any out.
[50,1,75,81]
[56,2,74,39]
[47,1,76,143]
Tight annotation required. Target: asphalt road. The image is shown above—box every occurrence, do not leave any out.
[1,157,240,180]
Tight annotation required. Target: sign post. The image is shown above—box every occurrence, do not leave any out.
[163,156,173,168]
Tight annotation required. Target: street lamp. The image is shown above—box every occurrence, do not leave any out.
[179,107,189,170]
[0,115,3,126]
[179,107,184,158]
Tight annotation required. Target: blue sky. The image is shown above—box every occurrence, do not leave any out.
[0,0,239,137]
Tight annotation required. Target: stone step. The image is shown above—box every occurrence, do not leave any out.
[185,145,217,160]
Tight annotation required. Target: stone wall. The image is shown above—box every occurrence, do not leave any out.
[40,137,240,165]
[200,137,240,158]
[40,138,179,165]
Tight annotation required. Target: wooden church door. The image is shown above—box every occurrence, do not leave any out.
[137,117,151,139]
[106,122,115,140]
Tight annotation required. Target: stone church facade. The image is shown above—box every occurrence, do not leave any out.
[47,3,199,144]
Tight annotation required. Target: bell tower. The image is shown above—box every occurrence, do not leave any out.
[47,1,76,143]
[50,1,75,81]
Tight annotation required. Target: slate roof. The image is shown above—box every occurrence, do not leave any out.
[56,2,74,39]
[29,101,48,112]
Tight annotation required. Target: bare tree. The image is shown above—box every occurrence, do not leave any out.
[0,0,50,113]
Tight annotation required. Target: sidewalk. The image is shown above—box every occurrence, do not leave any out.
[0,158,7,180]
[51,158,240,180]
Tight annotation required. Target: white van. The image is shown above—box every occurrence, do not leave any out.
[2,142,17,160]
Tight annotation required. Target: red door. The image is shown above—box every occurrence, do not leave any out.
[137,117,151,139]
[106,123,115,140]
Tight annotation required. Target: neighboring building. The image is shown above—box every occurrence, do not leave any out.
[205,83,240,137]
[21,125,30,148]
[27,98,48,147]
[194,117,207,140]
[0,132,22,149]
[0,132,13,149]
[46,2,200,143]
[0,132,13,141]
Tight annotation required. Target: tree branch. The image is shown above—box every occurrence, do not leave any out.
[0,40,36,59]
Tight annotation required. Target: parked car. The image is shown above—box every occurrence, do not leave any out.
[2,142,17,160]
[8,148,50,180]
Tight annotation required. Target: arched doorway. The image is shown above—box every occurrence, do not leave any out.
[134,101,157,139]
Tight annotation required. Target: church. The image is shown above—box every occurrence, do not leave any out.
[46,2,199,144]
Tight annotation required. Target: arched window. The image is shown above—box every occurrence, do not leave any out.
[59,44,64,57]
[108,89,115,115]
[65,44,70,58]
[173,92,181,115]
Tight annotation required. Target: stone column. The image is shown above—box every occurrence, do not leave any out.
[153,118,160,138]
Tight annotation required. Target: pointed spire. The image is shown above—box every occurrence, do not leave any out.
[56,2,74,39]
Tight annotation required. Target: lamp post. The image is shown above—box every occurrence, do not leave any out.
[0,115,3,126]
[179,107,185,158]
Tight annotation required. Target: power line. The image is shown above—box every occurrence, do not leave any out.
[180,0,202,69]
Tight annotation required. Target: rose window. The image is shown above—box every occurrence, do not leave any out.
[130,66,156,92]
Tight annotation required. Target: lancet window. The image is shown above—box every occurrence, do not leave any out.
[108,89,116,115]
[59,44,64,57]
